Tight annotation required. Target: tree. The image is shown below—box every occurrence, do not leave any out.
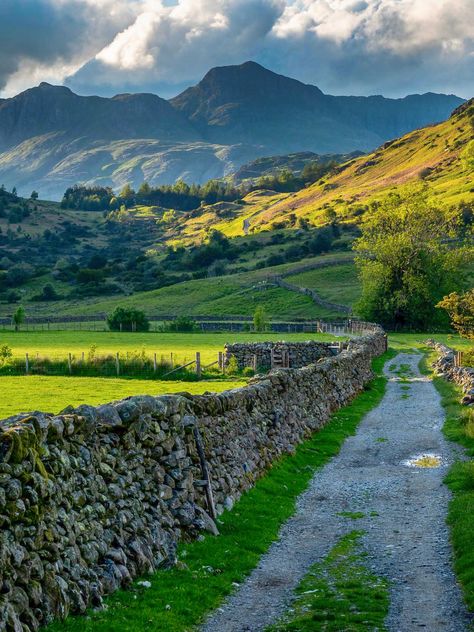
[253,305,269,332]
[119,184,134,200]
[12,306,25,332]
[138,182,151,196]
[437,290,474,340]
[30,191,39,200]
[353,187,472,330]
[107,306,150,332]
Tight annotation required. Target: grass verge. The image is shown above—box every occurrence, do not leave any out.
[429,354,474,612]
[47,350,395,632]
[267,531,389,632]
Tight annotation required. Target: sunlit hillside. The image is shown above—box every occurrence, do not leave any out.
[170,99,473,241]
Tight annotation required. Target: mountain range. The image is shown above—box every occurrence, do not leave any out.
[0,61,464,200]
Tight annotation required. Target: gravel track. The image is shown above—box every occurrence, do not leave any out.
[202,352,472,632]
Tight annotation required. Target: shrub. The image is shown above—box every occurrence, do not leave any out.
[107,307,150,332]
[253,306,269,332]
[0,344,12,366]
[160,316,197,333]
[226,355,240,375]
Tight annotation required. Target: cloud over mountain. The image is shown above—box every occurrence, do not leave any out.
[1,0,473,99]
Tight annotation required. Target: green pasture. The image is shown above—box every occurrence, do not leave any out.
[286,262,360,306]
[0,376,244,419]
[0,330,337,363]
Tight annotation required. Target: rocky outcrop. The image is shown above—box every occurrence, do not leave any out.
[427,340,474,405]
[0,329,386,630]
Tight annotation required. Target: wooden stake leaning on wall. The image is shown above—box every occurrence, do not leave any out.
[193,426,217,520]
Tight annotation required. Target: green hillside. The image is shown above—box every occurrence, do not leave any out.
[172,99,474,239]
[0,254,355,320]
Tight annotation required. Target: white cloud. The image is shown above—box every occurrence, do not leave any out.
[1,0,473,99]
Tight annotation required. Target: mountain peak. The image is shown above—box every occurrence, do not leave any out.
[36,82,73,94]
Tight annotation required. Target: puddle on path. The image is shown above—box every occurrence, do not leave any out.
[403,453,444,468]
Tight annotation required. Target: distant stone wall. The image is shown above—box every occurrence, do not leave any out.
[428,340,474,405]
[224,340,343,370]
[0,329,386,631]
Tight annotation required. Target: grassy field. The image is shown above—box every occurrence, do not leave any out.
[47,351,393,632]
[0,330,337,362]
[287,262,360,306]
[0,376,244,419]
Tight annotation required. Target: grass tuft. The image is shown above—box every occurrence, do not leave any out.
[267,531,389,632]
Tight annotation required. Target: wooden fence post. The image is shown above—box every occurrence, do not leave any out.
[170,352,174,368]
[25,353,29,375]
[115,353,120,376]
[218,351,223,372]
[68,353,72,375]
[195,352,201,378]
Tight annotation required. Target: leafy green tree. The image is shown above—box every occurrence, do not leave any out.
[437,290,474,340]
[354,187,472,330]
[30,190,38,200]
[107,307,150,332]
[12,306,25,332]
[253,305,269,332]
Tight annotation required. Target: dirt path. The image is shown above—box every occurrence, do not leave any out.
[202,352,471,632]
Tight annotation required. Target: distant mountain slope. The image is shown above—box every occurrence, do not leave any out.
[171,61,463,153]
[231,151,362,183]
[0,83,198,148]
[172,98,474,240]
[0,61,464,200]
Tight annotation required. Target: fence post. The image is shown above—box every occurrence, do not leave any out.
[153,353,157,373]
[195,352,201,378]
[115,353,120,376]
[81,351,85,363]
[218,351,223,371]
[170,352,174,368]
[25,353,29,375]
[68,353,72,375]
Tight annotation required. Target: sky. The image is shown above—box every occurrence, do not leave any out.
[0,0,473,100]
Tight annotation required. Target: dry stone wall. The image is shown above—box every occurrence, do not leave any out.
[0,329,387,631]
[428,340,474,405]
[224,340,342,370]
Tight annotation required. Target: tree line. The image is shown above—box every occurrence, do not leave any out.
[60,160,338,213]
